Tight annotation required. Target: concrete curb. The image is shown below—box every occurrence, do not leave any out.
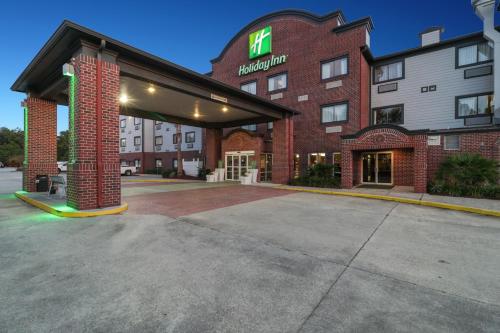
[279,186,500,218]
[15,191,128,218]
[122,179,180,183]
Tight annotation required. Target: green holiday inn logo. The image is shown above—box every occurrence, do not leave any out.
[249,26,272,59]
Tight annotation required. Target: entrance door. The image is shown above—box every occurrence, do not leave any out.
[259,153,273,182]
[225,152,254,180]
[362,152,392,184]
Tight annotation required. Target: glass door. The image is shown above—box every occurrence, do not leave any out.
[259,153,273,182]
[362,152,392,184]
[225,152,255,181]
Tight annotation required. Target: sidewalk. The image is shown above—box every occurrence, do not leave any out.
[257,184,500,217]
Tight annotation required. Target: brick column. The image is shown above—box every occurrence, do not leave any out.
[22,97,58,192]
[413,135,428,193]
[205,128,222,171]
[67,54,121,210]
[341,148,354,189]
[272,116,293,184]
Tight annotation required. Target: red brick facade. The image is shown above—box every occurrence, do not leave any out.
[211,12,371,177]
[22,97,58,192]
[67,54,121,210]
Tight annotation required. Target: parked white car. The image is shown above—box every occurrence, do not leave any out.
[57,161,67,173]
[121,165,137,176]
[0,161,4,168]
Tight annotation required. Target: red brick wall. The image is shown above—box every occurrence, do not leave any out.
[272,117,294,184]
[67,54,121,210]
[393,149,414,186]
[211,14,370,175]
[427,131,500,182]
[23,97,58,192]
[204,128,222,171]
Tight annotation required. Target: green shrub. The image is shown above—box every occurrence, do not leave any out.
[162,168,178,178]
[145,168,163,174]
[289,163,340,188]
[198,168,211,180]
[428,153,499,199]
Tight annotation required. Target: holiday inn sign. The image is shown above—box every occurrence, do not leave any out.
[238,25,287,76]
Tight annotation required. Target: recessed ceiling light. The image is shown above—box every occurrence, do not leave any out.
[194,113,200,118]
[119,94,129,104]
[147,86,156,94]
[222,106,228,112]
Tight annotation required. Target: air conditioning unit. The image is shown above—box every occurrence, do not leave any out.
[135,125,140,130]
[121,148,125,152]
[155,145,161,151]
[134,146,140,151]
[156,125,161,130]
[121,128,125,133]
[174,144,179,149]
[187,143,193,148]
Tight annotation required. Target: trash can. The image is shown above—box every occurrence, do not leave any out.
[36,175,49,192]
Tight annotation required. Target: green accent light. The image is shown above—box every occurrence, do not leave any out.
[23,106,28,165]
[68,75,76,164]
[249,26,272,59]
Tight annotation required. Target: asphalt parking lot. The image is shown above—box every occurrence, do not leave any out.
[1,168,499,332]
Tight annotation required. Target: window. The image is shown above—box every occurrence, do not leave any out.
[155,135,163,146]
[321,103,348,123]
[120,138,126,147]
[134,136,141,146]
[155,159,163,168]
[308,153,326,166]
[333,153,342,176]
[185,131,195,143]
[321,56,348,80]
[444,135,460,150]
[120,160,128,167]
[372,105,404,125]
[241,124,257,131]
[267,122,273,130]
[173,133,181,144]
[120,119,126,128]
[457,42,493,67]
[134,117,141,125]
[155,120,163,125]
[268,73,287,92]
[134,159,141,167]
[456,93,494,118]
[172,159,178,169]
[374,61,403,83]
[241,81,257,95]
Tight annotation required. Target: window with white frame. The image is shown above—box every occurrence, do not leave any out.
[457,42,493,67]
[241,81,257,95]
[444,135,460,150]
[268,73,287,92]
[134,159,141,167]
[120,119,126,128]
[241,124,257,131]
[134,117,141,125]
[120,138,126,147]
[321,56,348,80]
[267,122,273,130]
[155,135,163,146]
[374,61,403,83]
[155,159,163,168]
[456,93,494,118]
[134,136,141,146]
[321,103,348,123]
[185,131,195,143]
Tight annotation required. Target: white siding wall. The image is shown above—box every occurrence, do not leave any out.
[153,123,202,152]
[371,46,493,130]
[119,116,143,153]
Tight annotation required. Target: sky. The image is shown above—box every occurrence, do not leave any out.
[0,0,494,133]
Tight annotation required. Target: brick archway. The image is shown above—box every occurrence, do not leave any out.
[221,129,264,171]
[341,125,428,192]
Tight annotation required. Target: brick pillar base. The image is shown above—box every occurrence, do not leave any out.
[272,116,293,184]
[341,149,353,189]
[22,97,57,192]
[67,54,121,210]
[413,135,428,193]
[205,128,222,171]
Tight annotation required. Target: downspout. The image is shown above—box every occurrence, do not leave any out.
[472,0,500,124]
[96,40,105,208]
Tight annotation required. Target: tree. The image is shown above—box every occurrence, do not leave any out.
[57,130,69,161]
[0,127,24,165]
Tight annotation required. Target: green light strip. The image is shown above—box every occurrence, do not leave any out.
[69,75,76,163]
[23,106,28,165]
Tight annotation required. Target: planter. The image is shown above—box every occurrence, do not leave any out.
[215,168,225,182]
[240,175,252,185]
[206,174,217,182]
[248,169,258,183]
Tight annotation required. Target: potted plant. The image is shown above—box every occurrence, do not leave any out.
[206,171,217,182]
[215,160,225,182]
[248,160,258,183]
[240,171,252,185]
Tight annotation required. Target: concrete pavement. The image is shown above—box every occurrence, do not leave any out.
[1,168,499,332]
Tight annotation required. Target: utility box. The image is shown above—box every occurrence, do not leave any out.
[35,175,49,192]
